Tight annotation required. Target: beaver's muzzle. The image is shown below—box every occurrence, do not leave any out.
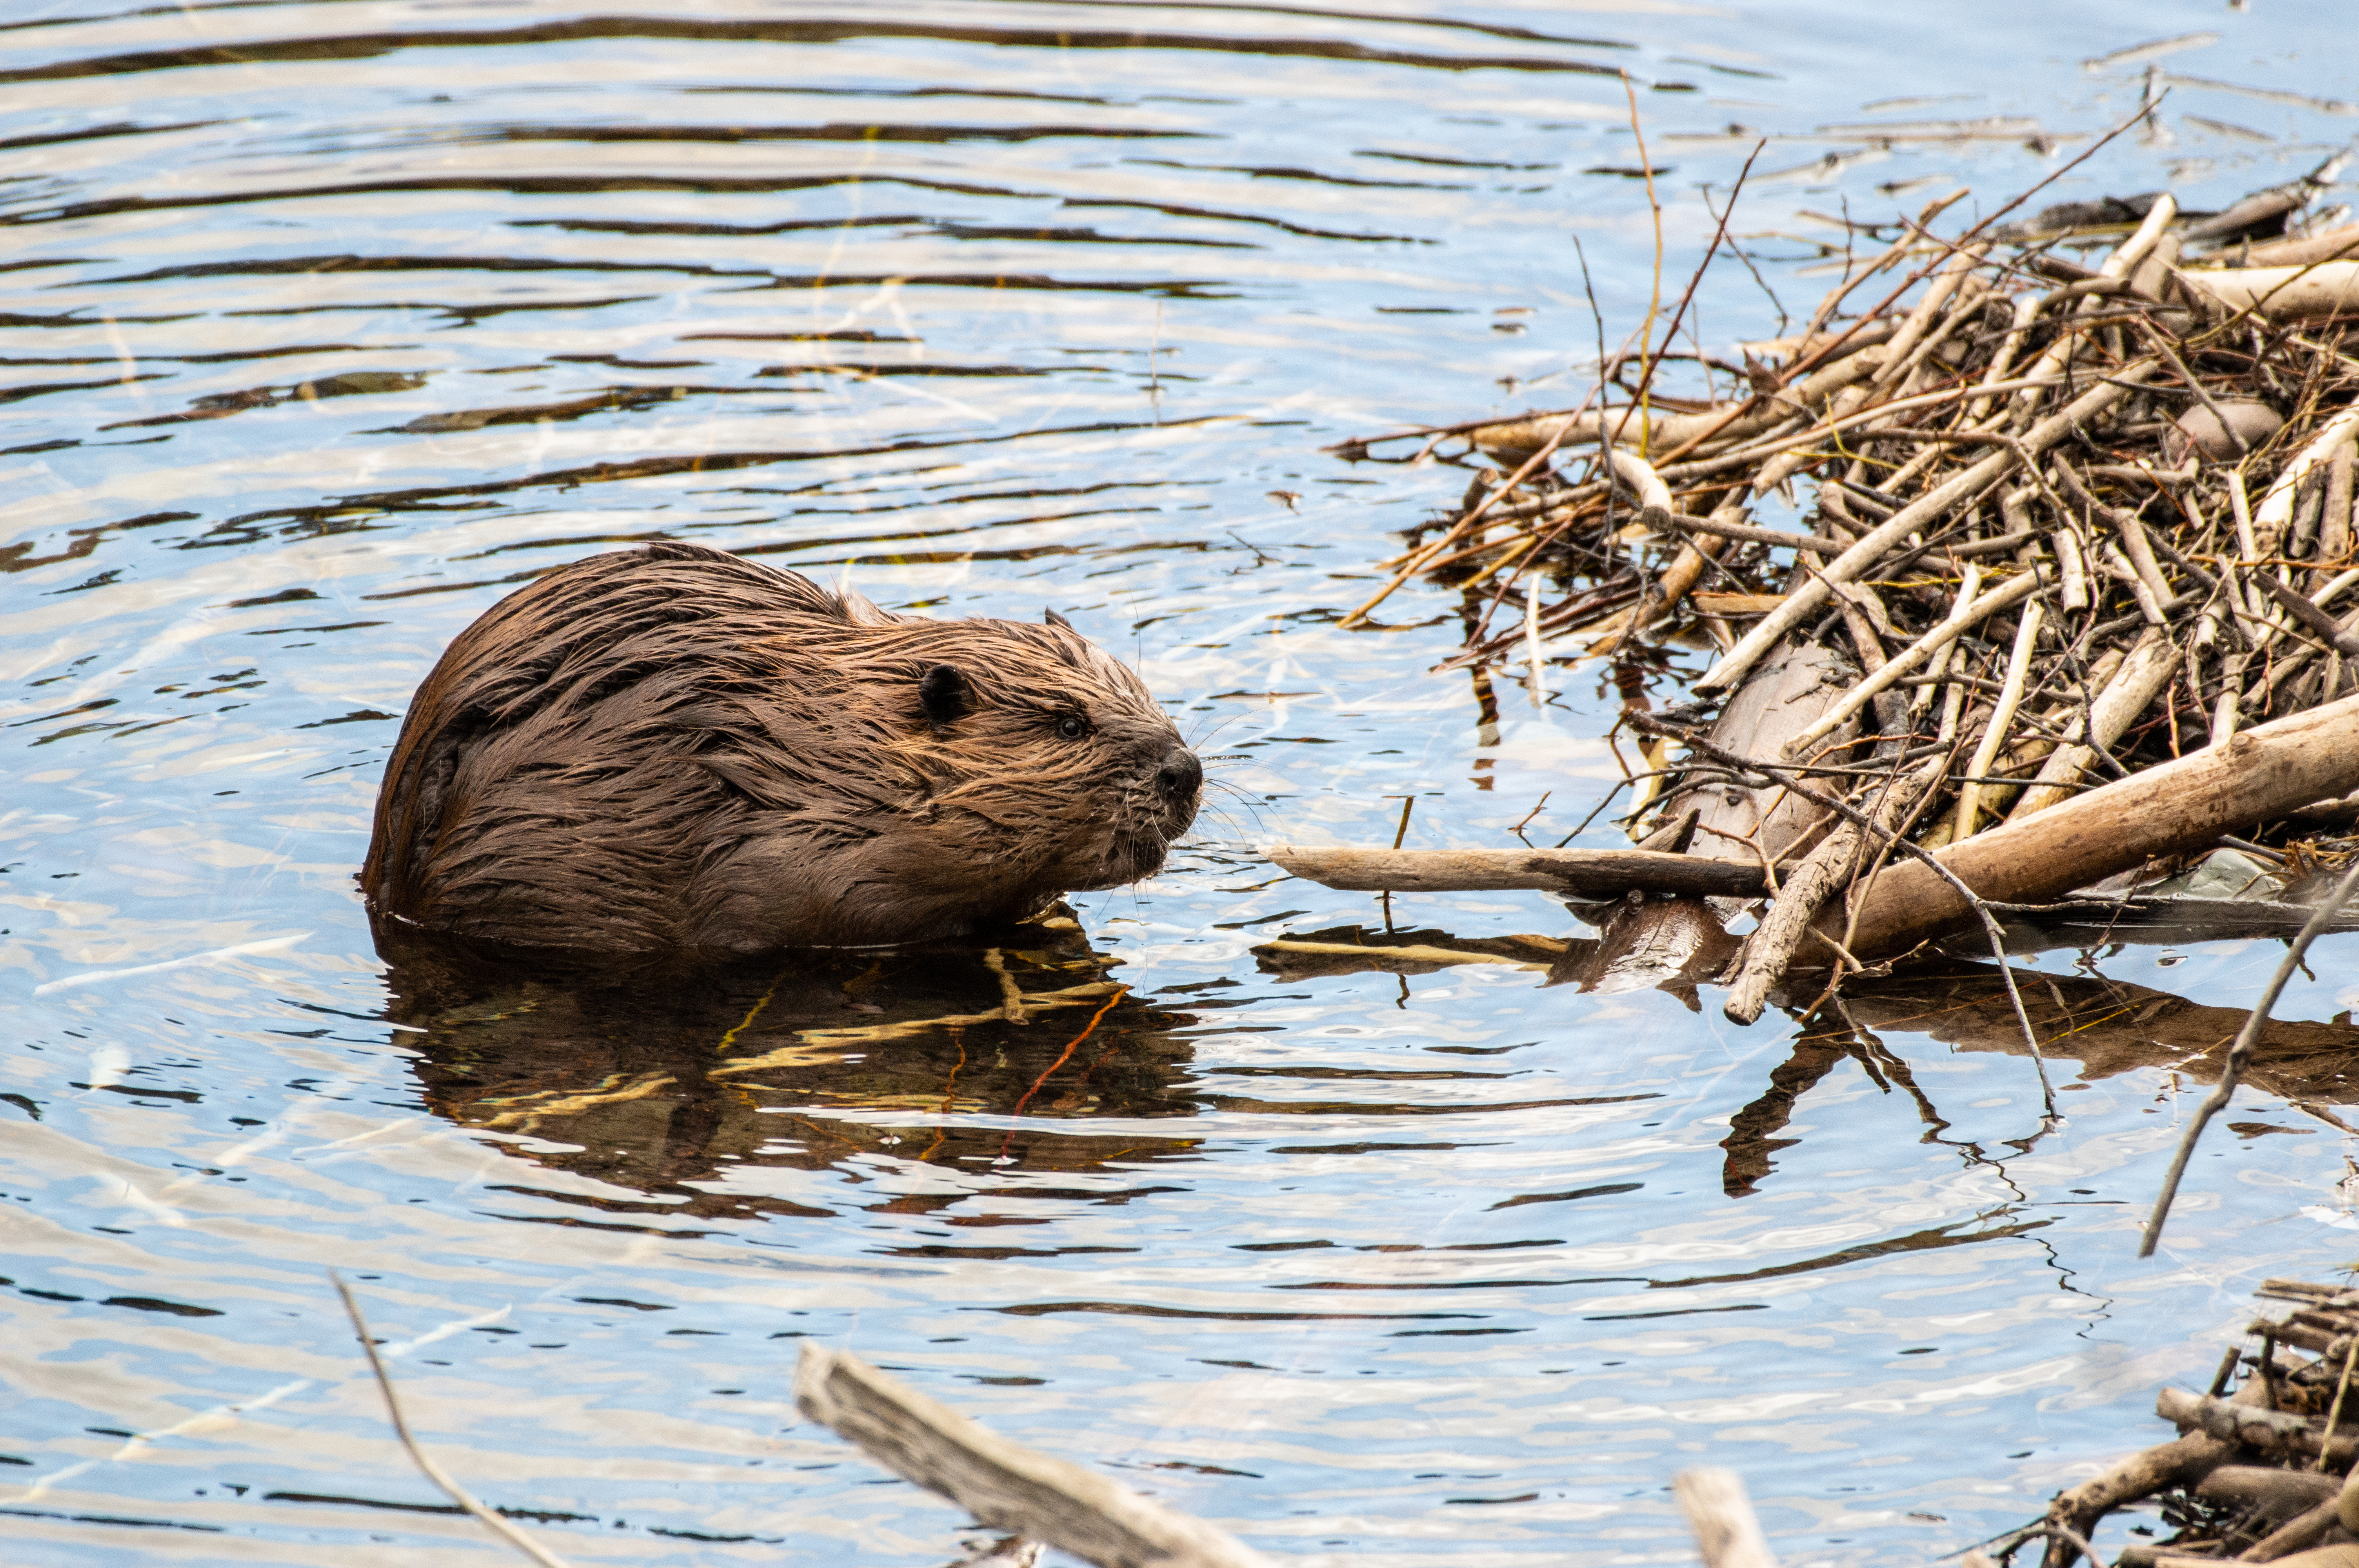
[1156,746,1203,810]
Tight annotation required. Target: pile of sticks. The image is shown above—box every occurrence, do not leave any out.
[2019,1276,2359,1568]
[1322,154,2359,1018]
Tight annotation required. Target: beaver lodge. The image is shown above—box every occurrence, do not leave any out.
[1268,151,2359,1046]
[1245,149,2359,1568]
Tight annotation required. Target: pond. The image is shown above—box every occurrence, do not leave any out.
[6,2,2359,1564]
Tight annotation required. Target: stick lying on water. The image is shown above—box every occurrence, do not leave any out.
[1262,844,1774,898]
[794,1342,1269,1568]
[1839,691,2359,960]
[1266,695,2359,968]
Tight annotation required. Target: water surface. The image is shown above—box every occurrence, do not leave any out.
[7,2,2359,1563]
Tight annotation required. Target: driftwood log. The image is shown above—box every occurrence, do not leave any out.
[2155,1387,2359,1469]
[1665,639,1856,864]
[794,1342,1269,1568]
[1674,1467,1779,1568]
[1838,692,2359,959]
[2185,261,2359,320]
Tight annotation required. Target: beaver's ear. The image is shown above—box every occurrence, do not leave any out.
[918,663,970,725]
[1044,607,1075,632]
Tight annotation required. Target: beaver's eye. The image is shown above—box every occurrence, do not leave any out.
[1055,714,1088,740]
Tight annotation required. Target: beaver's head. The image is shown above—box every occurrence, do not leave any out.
[680,576,1202,948]
[897,608,1201,897]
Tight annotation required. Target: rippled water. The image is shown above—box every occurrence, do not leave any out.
[8,3,2359,1564]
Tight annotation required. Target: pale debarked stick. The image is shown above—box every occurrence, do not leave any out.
[1780,567,2047,756]
[2184,260,2359,321]
[1261,843,1775,898]
[1602,446,1673,527]
[2006,626,2182,821]
[1674,1467,1780,1568]
[2004,194,2175,411]
[2254,405,2359,557]
[1955,599,2046,840]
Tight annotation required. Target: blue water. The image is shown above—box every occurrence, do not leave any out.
[5,2,2359,1563]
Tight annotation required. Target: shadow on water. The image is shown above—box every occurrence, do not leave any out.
[375,911,1210,1219]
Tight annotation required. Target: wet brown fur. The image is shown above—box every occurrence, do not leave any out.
[361,543,1199,953]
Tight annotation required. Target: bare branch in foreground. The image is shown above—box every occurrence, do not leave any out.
[1674,1466,1779,1568]
[330,1271,573,1568]
[795,1341,1270,1568]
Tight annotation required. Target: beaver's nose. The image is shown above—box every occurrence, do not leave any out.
[1157,747,1203,802]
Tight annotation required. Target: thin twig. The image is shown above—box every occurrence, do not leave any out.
[331,1272,574,1568]
[2140,858,2359,1256]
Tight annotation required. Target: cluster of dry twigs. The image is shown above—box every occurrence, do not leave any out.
[2018,1274,2359,1568]
[1336,139,2359,1023]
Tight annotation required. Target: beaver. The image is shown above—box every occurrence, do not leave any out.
[360,542,1201,954]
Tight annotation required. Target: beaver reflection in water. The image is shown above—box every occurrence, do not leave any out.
[361,543,1202,953]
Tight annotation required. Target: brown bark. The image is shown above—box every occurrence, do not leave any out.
[2246,1498,2343,1562]
[2044,1432,2237,1568]
[1842,693,2359,960]
[2195,1465,2339,1514]
[2157,1385,2359,1466]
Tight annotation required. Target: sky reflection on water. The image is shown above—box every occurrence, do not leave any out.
[5,2,2359,1563]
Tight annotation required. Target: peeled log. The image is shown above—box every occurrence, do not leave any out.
[2185,261,2359,320]
[1674,1467,1779,1568]
[1842,693,2359,960]
[2157,1385,2358,1466]
[1661,639,1856,864]
[1263,844,1770,899]
[2238,223,2359,269]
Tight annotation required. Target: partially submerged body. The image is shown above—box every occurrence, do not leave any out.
[362,543,1201,954]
